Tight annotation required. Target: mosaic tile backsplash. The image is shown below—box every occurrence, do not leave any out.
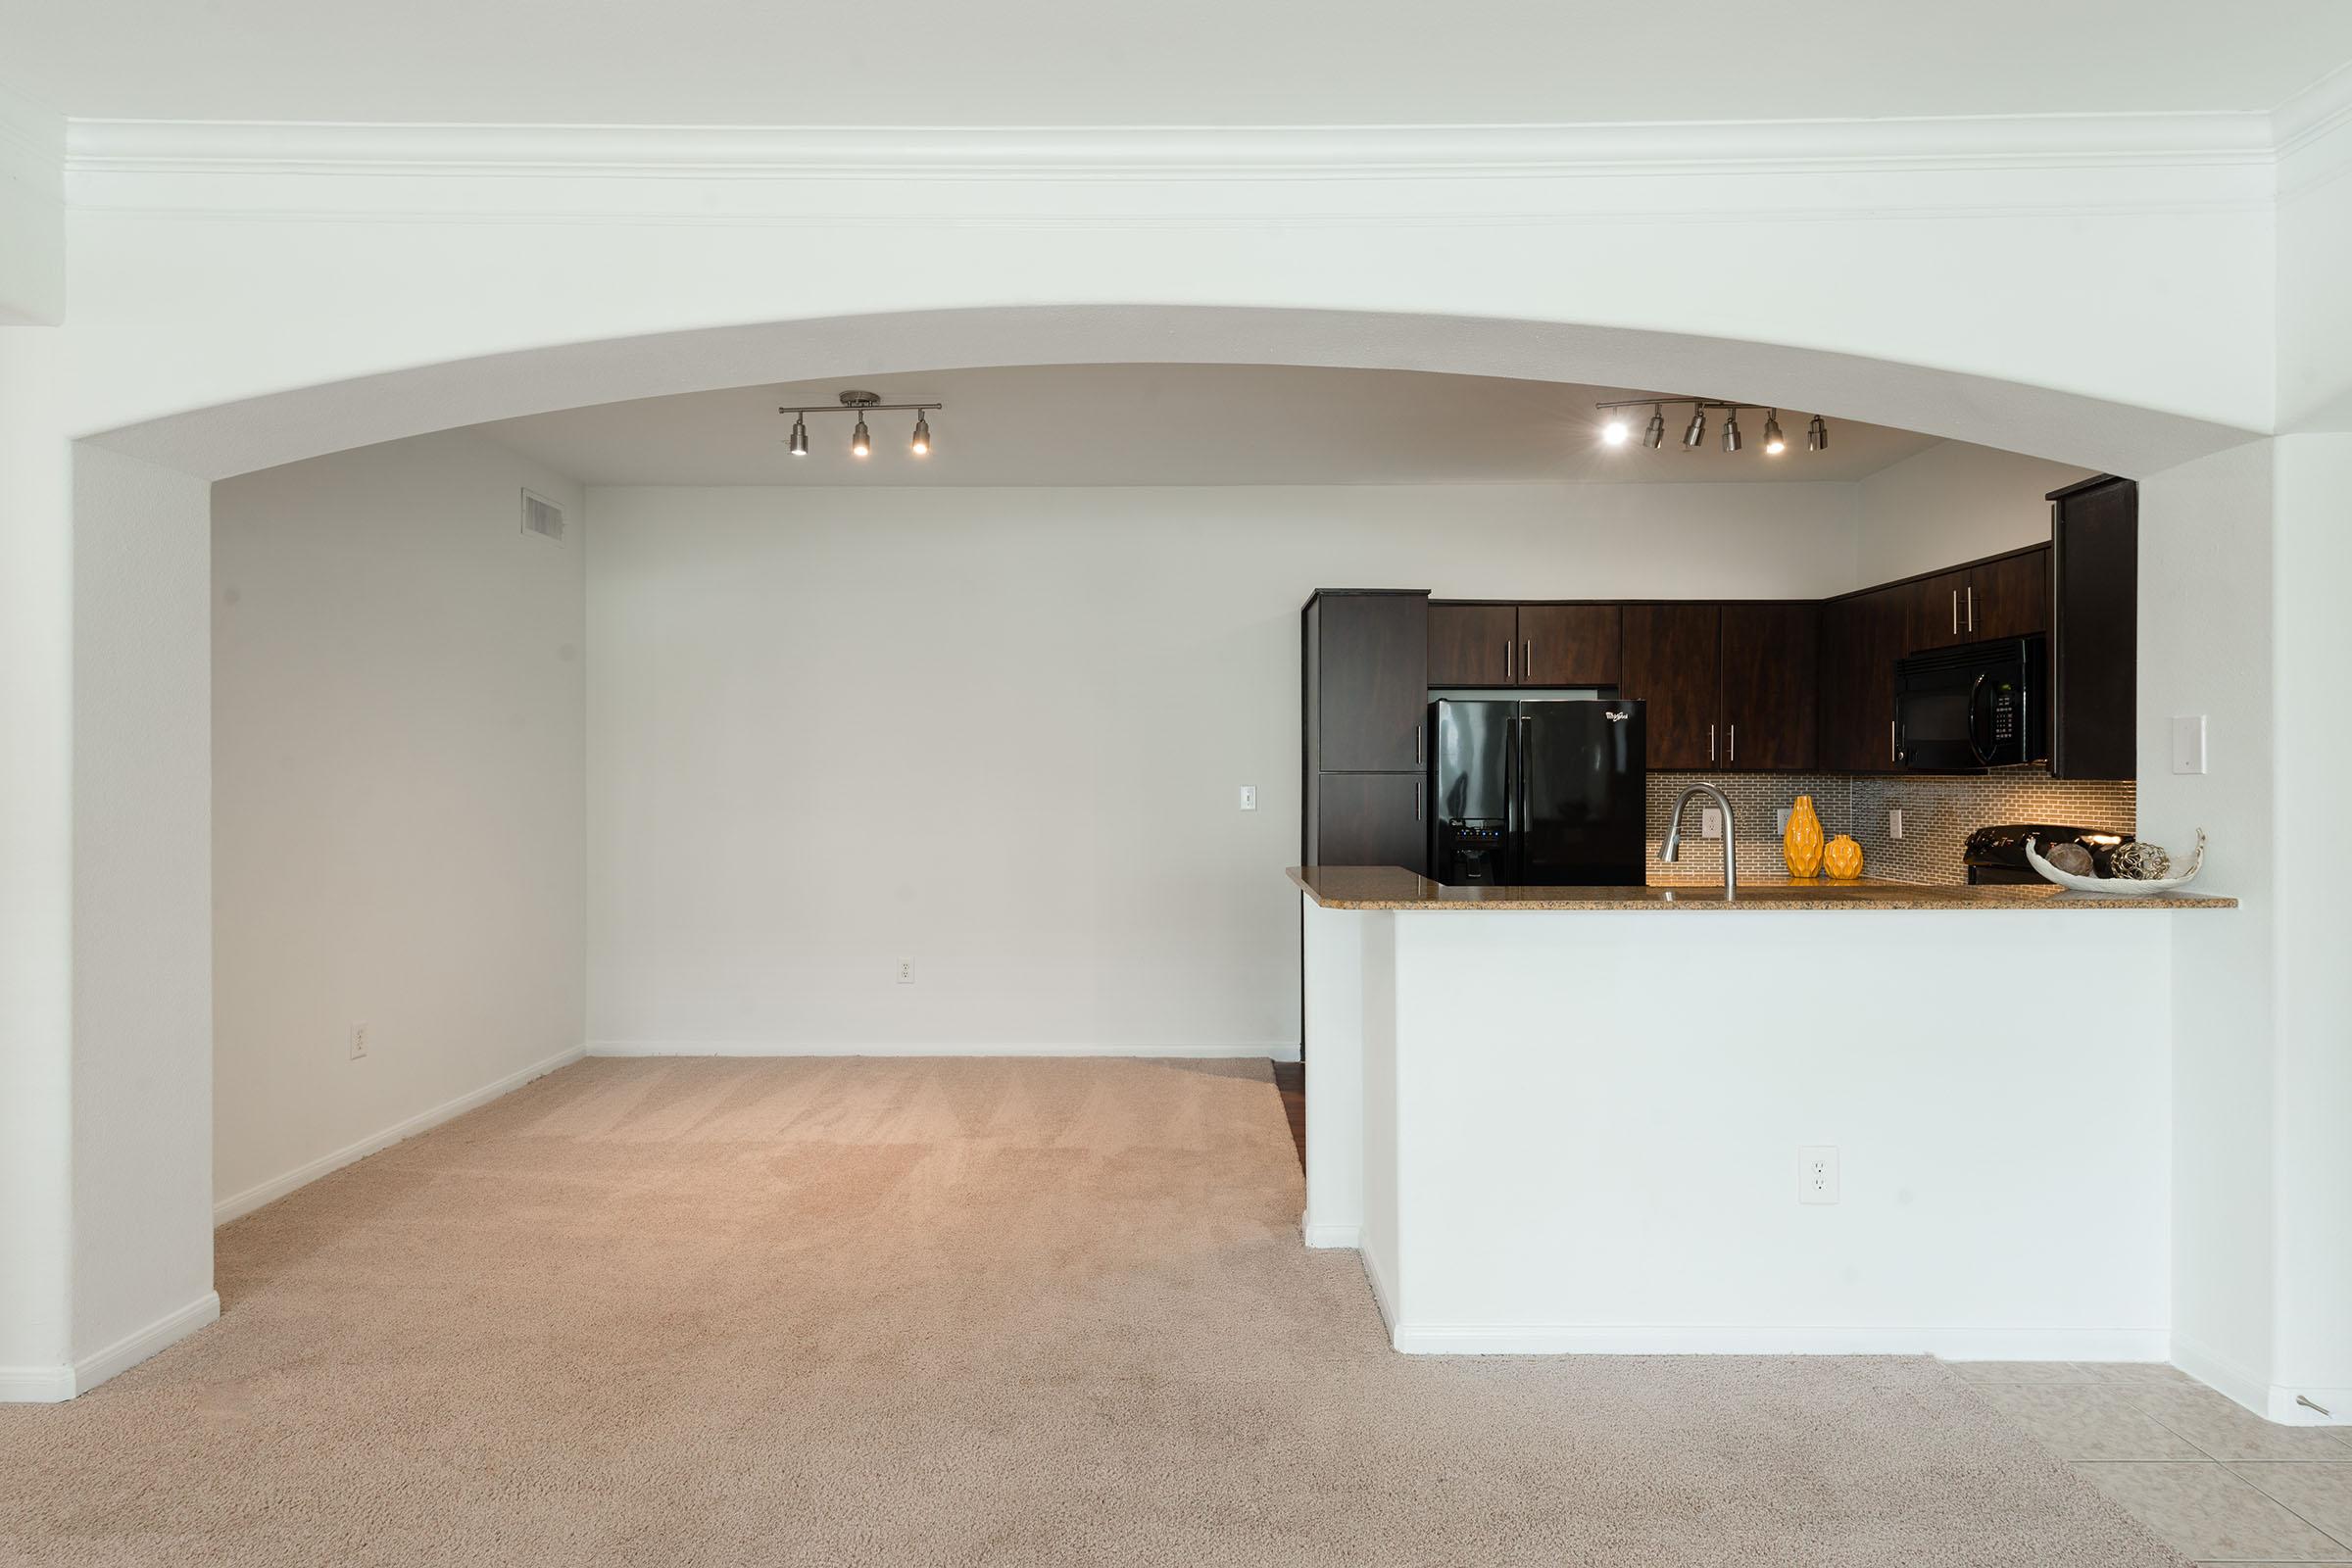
[1646,768,2136,887]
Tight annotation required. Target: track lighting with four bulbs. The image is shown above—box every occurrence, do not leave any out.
[781,390,944,461]
[1597,397,1828,458]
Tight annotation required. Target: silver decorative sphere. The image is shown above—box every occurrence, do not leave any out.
[2109,841,2173,880]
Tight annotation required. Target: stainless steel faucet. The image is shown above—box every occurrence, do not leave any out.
[1659,783,1739,900]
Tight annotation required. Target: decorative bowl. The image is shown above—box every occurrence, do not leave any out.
[2025,831,2206,897]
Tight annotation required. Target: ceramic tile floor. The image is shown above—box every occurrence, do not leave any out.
[1947,1360,2352,1565]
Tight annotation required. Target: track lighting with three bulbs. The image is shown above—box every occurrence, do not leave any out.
[781,390,944,461]
[1598,397,1829,458]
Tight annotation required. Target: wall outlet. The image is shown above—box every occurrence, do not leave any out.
[1798,1145,1839,1204]
[895,957,914,986]
[1701,807,1723,839]
[348,1022,370,1060]
[1238,784,1257,810]
[1776,807,1791,833]
[1888,808,1904,840]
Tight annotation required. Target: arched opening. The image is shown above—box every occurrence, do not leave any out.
[52,303,2266,1414]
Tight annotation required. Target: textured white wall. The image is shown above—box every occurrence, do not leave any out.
[211,431,587,1216]
[70,444,216,1382]
[2137,441,2278,1410]
[585,482,1860,1054]
[1852,440,2094,586]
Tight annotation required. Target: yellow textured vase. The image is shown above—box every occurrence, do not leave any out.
[1782,795,1825,878]
[1823,834,1864,880]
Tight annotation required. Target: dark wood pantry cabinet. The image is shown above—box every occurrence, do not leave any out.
[1302,590,1429,872]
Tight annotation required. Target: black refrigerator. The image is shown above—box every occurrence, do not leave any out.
[1429,699,1647,886]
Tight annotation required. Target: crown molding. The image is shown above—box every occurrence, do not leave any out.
[2274,62,2352,198]
[64,111,2280,183]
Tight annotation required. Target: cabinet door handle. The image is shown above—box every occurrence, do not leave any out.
[1709,723,1717,762]
[1416,779,1424,821]
[1415,722,1424,766]
[1729,724,1737,763]
[1889,718,1896,762]
[1524,639,1533,680]
[1950,589,1959,636]
[1505,639,1512,680]
[1966,584,1976,633]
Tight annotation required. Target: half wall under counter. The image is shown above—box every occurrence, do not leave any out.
[1295,865,2230,1362]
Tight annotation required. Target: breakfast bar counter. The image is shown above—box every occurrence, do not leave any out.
[1291,864,2234,911]
[1295,862,2221,1363]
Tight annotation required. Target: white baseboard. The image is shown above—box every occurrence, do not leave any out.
[1386,1323,2170,1358]
[214,1045,585,1225]
[0,1364,75,1403]
[2172,1335,2349,1426]
[587,1040,1298,1060]
[1301,1221,1361,1250]
[3,1292,223,1404]
[73,1293,220,1396]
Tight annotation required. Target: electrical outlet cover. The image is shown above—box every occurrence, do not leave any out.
[1797,1145,1839,1204]
[1888,808,1904,840]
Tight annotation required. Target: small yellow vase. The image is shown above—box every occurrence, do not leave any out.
[1782,795,1825,878]
[1823,834,1864,880]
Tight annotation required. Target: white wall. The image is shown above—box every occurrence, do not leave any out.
[211,430,586,1218]
[1852,440,2094,584]
[586,481,1859,1054]
[69,444,216,1392]
[2138,442,2278,1409]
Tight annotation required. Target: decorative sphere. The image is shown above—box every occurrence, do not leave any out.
[2109,841,2173,880]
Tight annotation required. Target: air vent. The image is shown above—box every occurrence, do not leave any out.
[520,489,565,542]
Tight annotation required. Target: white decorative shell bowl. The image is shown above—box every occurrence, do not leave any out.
[2025,830,2207,897]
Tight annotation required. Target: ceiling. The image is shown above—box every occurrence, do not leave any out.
[5,2,2349,123]
[476,365,1943,488]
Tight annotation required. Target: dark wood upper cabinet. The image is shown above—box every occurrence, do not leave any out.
[1620,604,1721,769]
[1519,604,1622,687]
[1817,585,1908,773]
[1313,771,1426,873]
[1971,547,2050,642]
[2048,478,2136,780]
[1427,602,1518,688]
[1309,591,1428,773]
[1717,602,1819,770]
[1904,568,1976,651]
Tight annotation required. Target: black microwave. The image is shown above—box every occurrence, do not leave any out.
[1894,635,2049,771]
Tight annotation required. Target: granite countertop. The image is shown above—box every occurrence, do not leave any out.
[1289,865,2237,911]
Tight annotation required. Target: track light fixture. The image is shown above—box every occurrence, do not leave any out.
[777,389,947,463]
[1598,396,1830,461]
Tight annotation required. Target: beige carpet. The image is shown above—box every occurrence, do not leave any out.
[1,1056,2185,1566]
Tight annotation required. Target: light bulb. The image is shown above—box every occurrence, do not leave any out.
[1602,417,1629,447]
[788,416,808,457]
[910,412,931,456]
[851,416,870,459]
[1763,410,1786,455]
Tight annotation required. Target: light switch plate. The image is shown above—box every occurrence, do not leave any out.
[2172,715,2208,775]
[1238,784,1257,810]
[1701,808,1723,839]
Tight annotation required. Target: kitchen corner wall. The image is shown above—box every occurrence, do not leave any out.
[1647,769,2135,885]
